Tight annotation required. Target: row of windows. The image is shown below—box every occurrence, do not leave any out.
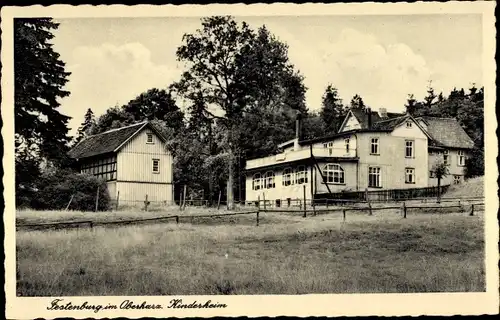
[252,166,309,190]
[252,165,415,190]
[81,156,117,170]
[370,138,415,158]
[430,150,466,166]
[323,138,350,155]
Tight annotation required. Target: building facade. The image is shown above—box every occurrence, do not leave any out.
[68,121,174,203]
[245,108,474,203]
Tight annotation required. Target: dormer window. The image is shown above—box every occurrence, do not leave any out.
[146,133,154,144]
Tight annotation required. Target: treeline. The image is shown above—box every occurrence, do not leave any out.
[14,17,484,210]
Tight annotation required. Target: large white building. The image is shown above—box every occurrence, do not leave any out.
[244,109,475,204]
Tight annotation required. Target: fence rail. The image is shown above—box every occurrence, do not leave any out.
[17,199,483,232]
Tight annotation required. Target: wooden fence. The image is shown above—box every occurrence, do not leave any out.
[17,200,484,232]
[314,184,451,202]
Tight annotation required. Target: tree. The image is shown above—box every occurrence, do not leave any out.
[349,94,366,111]
[91,88,184,135]
[431,158,449,203]
[15,18,72,166]
[320,84,346,134]
[404,94,418,115]
[74,108,96,146]
[173,16,307,209]
[464,147,484,179]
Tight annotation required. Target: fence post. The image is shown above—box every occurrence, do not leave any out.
[65,194,75,211]
[256,211,260,226]
[365,188,372,216]
[343,209,346,221]
[182,185,187,210]
[175,215,179,224]
[470,204,474,216]
[403,202,407,219]
[144,194,149,211]
[217,190,222,210]
[116,191,120,211]
[303,185,307,218]
[263,192,267,211]
[95,186,100,212]
[257,195,260,211]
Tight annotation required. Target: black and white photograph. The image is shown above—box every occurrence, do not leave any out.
[2,2,498,318]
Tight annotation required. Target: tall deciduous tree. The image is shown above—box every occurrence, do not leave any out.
[173,16,307,209]
[320,85,346,134]
[14,18,72,165]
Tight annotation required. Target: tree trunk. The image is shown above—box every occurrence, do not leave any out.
[437,177,441,204]
[227,150,234,210]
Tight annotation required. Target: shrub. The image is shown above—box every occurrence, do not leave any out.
[29,169,110,211]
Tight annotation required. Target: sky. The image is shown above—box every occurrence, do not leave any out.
[51,14,483,135]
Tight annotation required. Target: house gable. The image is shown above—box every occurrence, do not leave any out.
[339,111,362,132]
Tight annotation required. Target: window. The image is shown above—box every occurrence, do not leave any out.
[264,171,275,189]
[327,142,334,156]
[252,173,262,191]
[295,165,308,184]
[322,164,345,184]
[405,140,414,158]
[368,167,381,188]
[345,138,350,153]
[147,133,154,144]
[282,168,293,186]
[458,150,465,166]
[370,138,379,155]
[405,168,415,184]
[443,150,449,166]
[453,175,462,184]
[406,121,413,128]
[429,171,436,178]
[152,159,160,173]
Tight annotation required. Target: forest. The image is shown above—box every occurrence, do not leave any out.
[14,17,485,210]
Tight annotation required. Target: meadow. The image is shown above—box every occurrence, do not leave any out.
[16,207,485,296]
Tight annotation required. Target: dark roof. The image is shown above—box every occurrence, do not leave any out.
[372,115,409,130]
[416,117,475,149]
[68,121,164,159]
[350,108,382,129]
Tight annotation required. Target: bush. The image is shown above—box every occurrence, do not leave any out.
[29,169,110,211]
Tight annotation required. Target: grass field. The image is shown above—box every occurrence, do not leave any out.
[16,208,484,296]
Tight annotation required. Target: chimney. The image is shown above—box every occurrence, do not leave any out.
[366,107,372,129]
[295,113,302,140]
[379,107,387,118]
[294,113,302,151]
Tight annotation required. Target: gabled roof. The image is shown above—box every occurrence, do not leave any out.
[349,108,382,129]
[68,121,167,159]
[415,116,475,149]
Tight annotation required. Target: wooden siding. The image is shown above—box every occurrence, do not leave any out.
[117,128,173,184]
[107,181,117,200]
[80,155,117,181]
[116,181,173,202]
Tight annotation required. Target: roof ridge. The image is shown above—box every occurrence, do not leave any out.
[374,115,408,123]
[84,121,148,139]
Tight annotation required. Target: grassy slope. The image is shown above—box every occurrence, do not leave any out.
[444,176,484,198]
[16,212,484,296]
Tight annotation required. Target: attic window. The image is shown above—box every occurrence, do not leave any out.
[146,133,154,144]
[406,121,412,128]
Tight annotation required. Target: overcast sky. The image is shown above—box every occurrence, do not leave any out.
[51,14,483,134]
